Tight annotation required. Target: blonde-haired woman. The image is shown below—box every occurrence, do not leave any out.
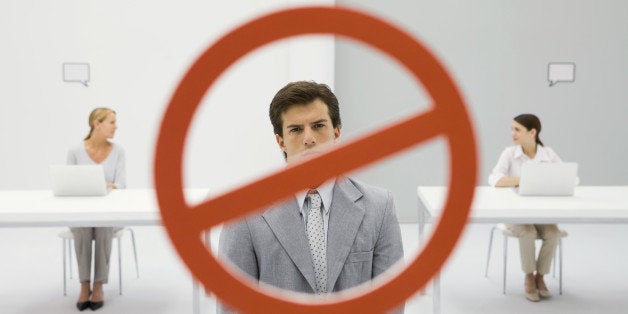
[68,107,125,311]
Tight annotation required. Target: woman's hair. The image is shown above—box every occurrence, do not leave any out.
[85,107,115,140]
[514,113,543,146]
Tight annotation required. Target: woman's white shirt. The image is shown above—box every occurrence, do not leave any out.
[488,145,562,187]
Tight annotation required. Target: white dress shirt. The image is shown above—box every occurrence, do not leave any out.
[488,145,562,187]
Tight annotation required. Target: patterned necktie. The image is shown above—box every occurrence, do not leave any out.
[306,191,327,294]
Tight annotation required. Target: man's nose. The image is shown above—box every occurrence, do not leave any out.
[303,128,316,146]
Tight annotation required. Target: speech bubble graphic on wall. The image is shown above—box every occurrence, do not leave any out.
[548,62,575,87]
[63,63,90,87]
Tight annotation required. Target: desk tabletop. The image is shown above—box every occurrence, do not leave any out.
[417,186,628,224]
[0,188,209,227]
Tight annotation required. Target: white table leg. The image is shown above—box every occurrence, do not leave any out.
[418,195,427,296]
[193,281,200,314]
[433,273,440,314]
[193,230,212,314]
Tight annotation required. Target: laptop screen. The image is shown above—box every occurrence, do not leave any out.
[50,165,108,196]
[518,162,578,196]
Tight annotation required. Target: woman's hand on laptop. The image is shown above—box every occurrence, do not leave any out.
[107,183,118,189]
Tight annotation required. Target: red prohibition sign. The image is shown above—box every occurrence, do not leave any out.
[155,6,477,314]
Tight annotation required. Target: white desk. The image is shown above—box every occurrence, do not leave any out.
[0,188,209,314]
[418,186,628,225]
[0,188,209,227]
[416,185,628,314]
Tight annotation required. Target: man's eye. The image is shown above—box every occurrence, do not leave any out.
[289,127,301,133]
[313,123,325,129]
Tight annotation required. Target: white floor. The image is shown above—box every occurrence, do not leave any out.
[1,223,627,314]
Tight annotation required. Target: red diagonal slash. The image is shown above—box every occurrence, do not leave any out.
[155,6,477,313]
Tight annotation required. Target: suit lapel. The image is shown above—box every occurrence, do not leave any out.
[262,199,317,292]
[326,178,365,291]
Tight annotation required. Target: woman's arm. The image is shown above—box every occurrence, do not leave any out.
[110,145,126,189]
[488,148,513,187]
[495,176,520,187]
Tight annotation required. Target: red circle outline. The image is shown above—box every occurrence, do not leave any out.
[155,6,477,313]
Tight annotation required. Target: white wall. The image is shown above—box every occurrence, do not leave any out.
[0,0,334,195]
[5,1,626,223]
[335,0,628,221]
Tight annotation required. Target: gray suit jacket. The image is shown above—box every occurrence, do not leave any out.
[218,177,404,312]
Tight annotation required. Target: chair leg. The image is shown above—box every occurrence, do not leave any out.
[552,244,557,278]
[129,229,140,278]
[68,239,74,279]
[62,239,67,296]
[502,234,508,295]
[485,227,496,277]
[118,237,123,295]
[559,238,563,295]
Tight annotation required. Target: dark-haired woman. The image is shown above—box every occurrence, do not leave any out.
[488,114,562,302]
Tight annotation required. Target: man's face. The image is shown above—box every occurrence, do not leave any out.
[275,99,340,164]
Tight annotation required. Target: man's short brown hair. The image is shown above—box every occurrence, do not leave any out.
[269,81,341,137]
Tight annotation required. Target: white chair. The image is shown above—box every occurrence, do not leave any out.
[60,227,139,296]
[484,223,567,295]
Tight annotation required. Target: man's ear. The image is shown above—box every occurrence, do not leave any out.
[334,126,341,140]
[275,134,287,153]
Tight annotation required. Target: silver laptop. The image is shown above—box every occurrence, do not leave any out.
[50,165,108,196]
[518,162,578,196]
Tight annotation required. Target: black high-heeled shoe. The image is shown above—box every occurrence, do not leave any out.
[76,290,92,311]
[76,301,91,311]
[90,301,104,311]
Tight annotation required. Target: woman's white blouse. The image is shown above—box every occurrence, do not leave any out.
[488,145,562,187]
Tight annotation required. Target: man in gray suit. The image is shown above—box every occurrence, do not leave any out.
[218,81,404,311]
